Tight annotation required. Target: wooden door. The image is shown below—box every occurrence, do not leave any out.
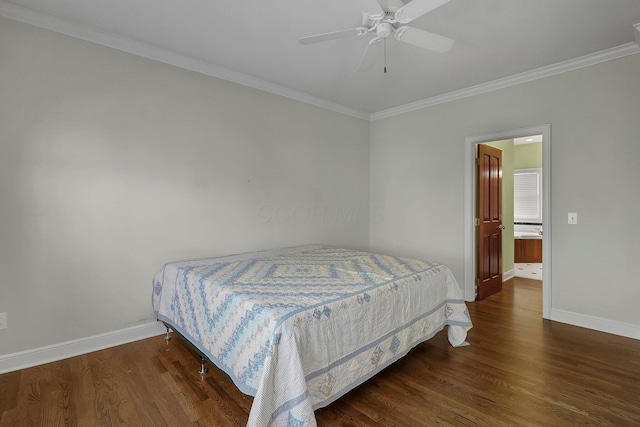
[476,144,503,299]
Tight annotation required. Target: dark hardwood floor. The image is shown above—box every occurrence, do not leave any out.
[2,277,639,426]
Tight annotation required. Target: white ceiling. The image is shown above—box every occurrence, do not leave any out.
[1,0,639,119]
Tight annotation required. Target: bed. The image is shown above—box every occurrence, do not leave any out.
[152,245,472,427]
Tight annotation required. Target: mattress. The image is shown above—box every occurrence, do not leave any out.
[153,245,472,427]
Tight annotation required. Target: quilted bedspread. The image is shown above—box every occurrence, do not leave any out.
[153,245,472,427]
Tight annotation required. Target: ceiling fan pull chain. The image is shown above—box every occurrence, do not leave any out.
[384,37,387,73]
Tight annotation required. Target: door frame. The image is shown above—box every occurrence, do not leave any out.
[463,124,551,319]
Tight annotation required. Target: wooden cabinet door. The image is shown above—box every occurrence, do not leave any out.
[514,239,542,263]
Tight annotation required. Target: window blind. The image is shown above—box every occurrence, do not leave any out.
[514,169,542,222]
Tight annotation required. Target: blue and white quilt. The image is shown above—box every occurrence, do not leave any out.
[153,245,472,427]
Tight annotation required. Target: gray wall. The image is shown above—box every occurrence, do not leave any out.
[2,15,639,357]
[0,17,370,355]
[370,52,640,328]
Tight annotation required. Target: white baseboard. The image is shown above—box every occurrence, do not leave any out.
[550,309,640,340]
[3,312,636,375]
[503,269,515,282]
[0,321,166,374]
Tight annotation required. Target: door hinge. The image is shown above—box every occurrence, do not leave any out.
[474,218,480,226]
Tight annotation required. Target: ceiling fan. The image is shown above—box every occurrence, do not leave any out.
[299,0,454,73]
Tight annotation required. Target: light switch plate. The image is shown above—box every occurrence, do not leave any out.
[568,212,578,225]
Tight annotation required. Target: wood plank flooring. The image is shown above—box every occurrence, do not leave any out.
[2,277,640,426]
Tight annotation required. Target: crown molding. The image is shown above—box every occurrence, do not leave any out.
[0,1,370,121]
[371,42,640,120]
[2,1,638,123]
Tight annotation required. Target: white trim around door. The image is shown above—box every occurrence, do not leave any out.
[464,124,551,319]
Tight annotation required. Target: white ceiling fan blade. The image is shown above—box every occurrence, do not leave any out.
[395,26,454,52]
[299,27,368,45]
[395,0,451,24]
[358,37,384,71]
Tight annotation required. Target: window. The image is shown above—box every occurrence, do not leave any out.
[514,168,542,223]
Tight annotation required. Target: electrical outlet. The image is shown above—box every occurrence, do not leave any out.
[0,312,6,330]
[568,212,578,225]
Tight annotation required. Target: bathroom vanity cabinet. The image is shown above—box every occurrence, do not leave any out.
[514,238,542,263]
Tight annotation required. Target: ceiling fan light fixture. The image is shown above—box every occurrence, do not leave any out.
[377,22,393,38]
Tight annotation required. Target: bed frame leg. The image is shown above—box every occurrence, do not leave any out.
[164,326,172,342]
[199,357,208,375]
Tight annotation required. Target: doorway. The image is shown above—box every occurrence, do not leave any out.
[513,135,543,280]
[464,125,551,319]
